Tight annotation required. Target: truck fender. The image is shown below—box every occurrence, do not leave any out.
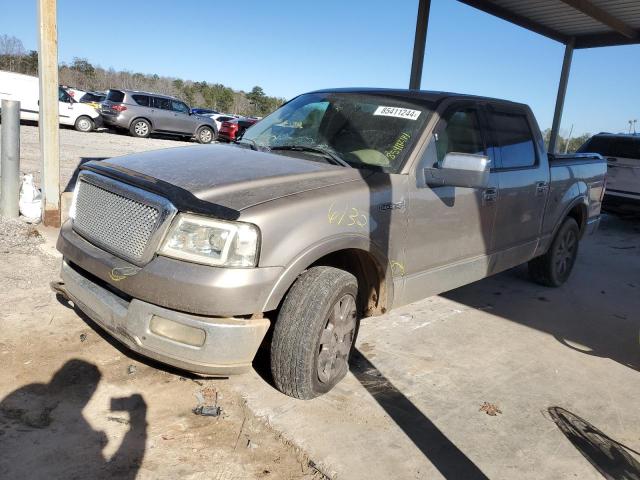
[262,234,394,314]
[547,195,589,251]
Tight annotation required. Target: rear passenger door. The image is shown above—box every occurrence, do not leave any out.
[151,96,173,131]
[485,104,549,265]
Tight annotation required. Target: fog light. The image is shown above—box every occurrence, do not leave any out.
[149,316,206,347]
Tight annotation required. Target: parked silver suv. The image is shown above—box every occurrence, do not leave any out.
[101,89,217,143]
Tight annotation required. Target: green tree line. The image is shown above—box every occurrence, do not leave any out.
[0,34,285,116]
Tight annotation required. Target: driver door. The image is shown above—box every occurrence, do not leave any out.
[401,102,499,304]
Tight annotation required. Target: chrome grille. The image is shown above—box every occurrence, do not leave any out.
[72,173,175,264]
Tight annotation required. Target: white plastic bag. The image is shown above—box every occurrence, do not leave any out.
[19,174,42,222]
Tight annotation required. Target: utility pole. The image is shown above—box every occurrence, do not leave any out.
[564,124,574,154]
[633,119,637,135]
[629,120,633,134]
[38,0,61,227]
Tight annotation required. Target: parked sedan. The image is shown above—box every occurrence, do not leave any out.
[217,117,258,142]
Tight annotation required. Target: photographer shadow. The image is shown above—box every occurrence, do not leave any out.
[0,359,147,479]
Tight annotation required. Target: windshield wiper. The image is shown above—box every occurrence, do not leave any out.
[234,138,259,151]
[270,145,350,168]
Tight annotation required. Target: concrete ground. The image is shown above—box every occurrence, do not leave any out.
[230,213,640,479]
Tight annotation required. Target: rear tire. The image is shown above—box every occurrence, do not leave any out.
[196,126,214,144]
[528,217,580,287]
[74,116,94,132]
[271,266,359,399]
[129,118,151,138]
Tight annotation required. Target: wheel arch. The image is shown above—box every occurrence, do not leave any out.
[262,237,393,318]
[128,116,153,130]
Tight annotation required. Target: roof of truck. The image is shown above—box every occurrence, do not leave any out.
[308,87,528,108]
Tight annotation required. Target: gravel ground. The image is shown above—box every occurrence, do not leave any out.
[0,124,194,190]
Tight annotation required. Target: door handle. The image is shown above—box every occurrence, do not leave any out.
[482,187,498,205]
[535,181,549,196]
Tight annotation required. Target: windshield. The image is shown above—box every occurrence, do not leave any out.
[241,92,433,172]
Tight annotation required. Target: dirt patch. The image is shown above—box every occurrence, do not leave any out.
[0,216,319,479]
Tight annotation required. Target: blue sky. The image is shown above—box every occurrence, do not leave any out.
[1,0,638,135]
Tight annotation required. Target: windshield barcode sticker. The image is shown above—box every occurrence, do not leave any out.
[373,106,421,120]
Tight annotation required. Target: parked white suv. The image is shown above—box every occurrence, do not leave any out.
[0,71,102,132]
[578,133,640,210]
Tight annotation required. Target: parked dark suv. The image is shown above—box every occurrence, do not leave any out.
[101,89,218,143]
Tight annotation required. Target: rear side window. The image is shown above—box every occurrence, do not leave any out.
[152,97,172,110]
[489,112,536,168]
[577,136,616,156]
[106,90,125,103]
[132,94,150,107]
[434,108,485,163]
[615,137,640,159]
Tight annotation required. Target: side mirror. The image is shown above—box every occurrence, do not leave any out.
[424,152,490,189]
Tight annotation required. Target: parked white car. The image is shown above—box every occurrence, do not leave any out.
[208,113,236,132]
[0,71,101,132]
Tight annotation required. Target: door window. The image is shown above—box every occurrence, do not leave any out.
[171,100,190,114]
[152,97,172,110]
[615,137,640,159]
[488,111,536,168]
[577,136,616,156]
[433,108,485,165]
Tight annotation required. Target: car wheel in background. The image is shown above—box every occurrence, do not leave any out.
[271,266,360,399]
[528,217,580,287]
[196,126,214,144]
[74,116,94,132]
[130,118,151,138]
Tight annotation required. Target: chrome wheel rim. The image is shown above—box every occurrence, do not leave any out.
[317,294,357,384]
[135,122,149,136]
[200,128,212,142]
[554,229,577,276]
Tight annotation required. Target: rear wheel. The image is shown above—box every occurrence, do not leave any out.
[196,126,214,144]
[271,266,359,399]
[129,118,151,138]
[528,217,580,287]
[74,116,94,132]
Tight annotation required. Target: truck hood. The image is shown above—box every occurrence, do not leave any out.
[86,144,369,212]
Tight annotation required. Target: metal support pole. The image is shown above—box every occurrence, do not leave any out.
[0,100,21,218]
[38,0,61,227]
[409,0,431,90]
[549,37,574,154]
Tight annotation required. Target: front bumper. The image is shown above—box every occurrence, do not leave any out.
[55,260,270,375]
[57,221,284,316]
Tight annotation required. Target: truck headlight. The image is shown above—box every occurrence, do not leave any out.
[159,214,260,267]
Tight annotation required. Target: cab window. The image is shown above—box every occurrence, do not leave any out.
[488,111,536,169]
[434,108,485,164]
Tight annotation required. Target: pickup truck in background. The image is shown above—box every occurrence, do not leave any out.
[577,132,640,211]
[53,89,606,399]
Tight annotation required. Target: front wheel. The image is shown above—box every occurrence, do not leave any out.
[528,217,580,287]
[74,116,94,132]
[271,266,359,399]
[196,126,214,144]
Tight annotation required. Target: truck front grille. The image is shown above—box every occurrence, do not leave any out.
[72,172,176,265]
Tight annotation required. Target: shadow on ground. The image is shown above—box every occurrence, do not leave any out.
[548,406,640,480]
[0,359,147,479]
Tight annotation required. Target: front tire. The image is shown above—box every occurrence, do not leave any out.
[74,116,94,132]
[271,266,359,399]
[196,126,214,144]
[528,217,580,287]
[129,118,151,138]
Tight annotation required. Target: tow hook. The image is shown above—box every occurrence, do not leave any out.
[50,280,68,300]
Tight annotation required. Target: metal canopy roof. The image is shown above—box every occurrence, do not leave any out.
[458,0,640,48]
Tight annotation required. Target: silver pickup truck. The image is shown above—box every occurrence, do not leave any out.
[53,89,606,399]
